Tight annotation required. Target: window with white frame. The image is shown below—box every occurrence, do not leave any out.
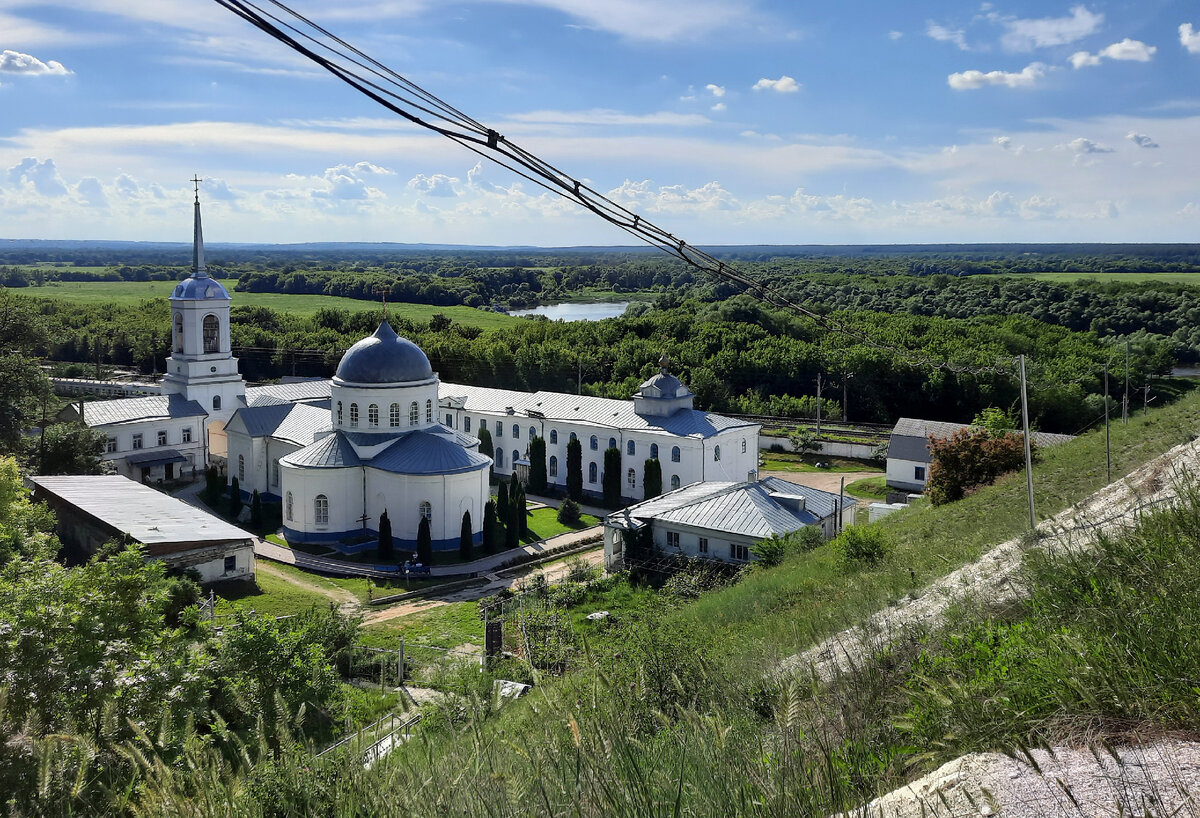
[698,537,708,554]
[349,403,359,427]
[513,424,520,439]
[550,429,558,444]
[409,401,419,425]
[314,495,329,526]
[479,418,486,431]
[549,456,558,477]
[730,543,749,561]
[627,440,635,456]
[132,433,143,450]
[627,468,636,488]
[671,446,681,463]
[447,413,454,427]
[590,435,598,450]
[213,396,221,411]
[419,500,432,521]
[667,531,680,548]
[368,403,379,427]
[915,466,927,481]
[589,462,597,483]
[238,455,245,481]
[285,492,293,521]
[390,403,401,427]
[671,474,680,490]
[650,443,659,460]
[106,437,117,453]
[497,423,503,437]
[271,460,280,486]
[337,401,343,425]
[157,430,167,446]
[529,426,536,441]
[464,416,472,433]
[202,314,219,353]
[181,427,192,443]
[609,437,616,450]
[425,399,433,423]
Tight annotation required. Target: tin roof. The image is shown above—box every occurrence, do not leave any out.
[229,402,330,447]
[280,432,361,468]
[29,475,250,546]
[889,417,1075,464]
[244,380,332,405]
[80,393,207,428]
[371,431,492,475]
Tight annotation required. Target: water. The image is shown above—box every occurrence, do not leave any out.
[509,301,630,321]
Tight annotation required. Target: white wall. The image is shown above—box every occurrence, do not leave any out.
[886,457,928,492]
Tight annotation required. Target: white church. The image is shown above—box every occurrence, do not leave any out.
[83,189,761,554]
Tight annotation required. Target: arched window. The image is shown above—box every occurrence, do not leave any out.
[671,446,681,463]
[569,432,577,443]
[496,423,503,437]
[238,454,245,482]
[213,395,221,410]
[202,314,219,353]
[496,450,504,467]
[389,403,400,427]
[742,438,747,454]
[479,418,486,431]
[609,437,616,450]
[529,426,536,441]
[590,435,598,451]
[409,402,419,425]
[425,399,433,423]
[173,313,183,352]
[285,491,293,521]
[464,417,472,433]
[337,401,343,425]
[271,460,279,486]
[589,462,597,483]
[714,445,721,462]
[671,475,681,490]
[314,495,329,525]
[513,424,520,439]
[550,430,558,444]
[650,443,659,460]
[512,450,519,467]
[549,456,558,477]
[349,403,359,427]
[419,501,432,521]
[627,468,636,488]
[368,404,379,427]
[627,440,635,456]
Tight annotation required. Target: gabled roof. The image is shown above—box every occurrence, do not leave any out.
[759,476,855,520]
[228,402,330,446]
[280,432,361,469]
[81,393,207,427]
[244,379,332,405]
[439,382,756,439]
[889,417,1075,464]
[371,431,492,475]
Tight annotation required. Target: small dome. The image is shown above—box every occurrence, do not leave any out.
[639,371,684,398]
[334,321,433,385]
[171,275,230,301]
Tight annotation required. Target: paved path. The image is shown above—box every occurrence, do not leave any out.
[759,469,883,495]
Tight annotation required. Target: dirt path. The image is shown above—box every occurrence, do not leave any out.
[258,561,359,607]
[760,470,883,494]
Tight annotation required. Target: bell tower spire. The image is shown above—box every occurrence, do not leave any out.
[191,175,208,279]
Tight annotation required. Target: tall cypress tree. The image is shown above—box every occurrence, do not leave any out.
[516,484,528,537]
[229,476,243,519]
[504,495,520,550]
[643,458,662,500]
[250,489,263,529]
[378,509,393,560]
[459,511,473,561]
[498,480,509,519]
[478,428,494,480]
[566,436,583,501]
[528,436,547,494]
[483,499,499,554]
[602,447,622,508]
[417,517,432,564]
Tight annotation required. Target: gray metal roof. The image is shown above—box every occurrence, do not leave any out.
[125,449,188,467]
[759,476,857,520]
[81,393,207,428]
[281,432,362,469]
[30,475,250,546]
[889,417,1075,464]
[342,425,477,449]
[244,380,331,405]
[371,431,492,475]
[334,322,433,385]
[439,382,756,439]
[230,402,331,447]
[170,275,230,301]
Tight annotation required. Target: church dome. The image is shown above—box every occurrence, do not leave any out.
[334,321,433,385]
[639,371,684,398]
[171,275,230,301]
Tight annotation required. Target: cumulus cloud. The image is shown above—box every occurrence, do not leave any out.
[1127,131,1159,148]
[1180,23,1200,54]
[753,75,800,93]
[888,30,904,40]
[999,5,1103,51]
[927,22,968,50]
[608,179,739,214]
[205,177,239,200]
[7,157,68,196]
[711,102,726,112]
[74,177,108,208]
[114,174,139,197]
[407,173,459,197]
[1069,38,1157,68]
[948,62,1046,90]
[311,162,391,200]
[992,136,1024,153]
[704,83,725,98]
[0,49,70,76]
[1067,137,1113,154]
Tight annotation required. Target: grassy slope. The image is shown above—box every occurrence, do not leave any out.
[23,281,516,328]
[1006,271,1200,285]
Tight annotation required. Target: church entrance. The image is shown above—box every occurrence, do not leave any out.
[165,463,175,481]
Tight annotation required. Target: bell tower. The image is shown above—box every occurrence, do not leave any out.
[161,178,245,425]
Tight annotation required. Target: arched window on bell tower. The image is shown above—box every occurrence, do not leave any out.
[203,314,219,354]
[173,313,184,352]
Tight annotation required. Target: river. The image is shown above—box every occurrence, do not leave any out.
[509,302,631,321]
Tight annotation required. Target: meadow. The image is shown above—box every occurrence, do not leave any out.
[1007,270,1200,285]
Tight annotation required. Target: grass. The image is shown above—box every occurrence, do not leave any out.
[215,565,337,620]
[1006,271,1200,285]
[360,602,484,651]
[22,280,516,328]
[759,452,879,473]
[521,506,601,543]
[844,475,889,500]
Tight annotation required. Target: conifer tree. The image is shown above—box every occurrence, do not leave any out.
[417,517,432,564]
[602,447,622,508]
[229,476,242,520]
[459,511,473,562]
[498,480,509,519]
[250,489,263,529]
[483,499,499,554]
[643,458,662,500]
[528,436,547,494]
[566,436,583,501]
[378,509,393,560]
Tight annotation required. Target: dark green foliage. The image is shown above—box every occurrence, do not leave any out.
[833,526,889,567]
[497,480,509,520]
[642,457,662,499]
[378,509,393,560]
[459,511,473,562]
[204,464,222,502]
[527,436,547,494]
[417,517,432,564]
[482,500,499,554]
[602,447,622,507]
[229,476,243,520]
[556,498,581,526]
[30,423,106,475]
[478,428,493,477]
[250,489,263,529]
[752,526,825,566]
[566,436,583,501]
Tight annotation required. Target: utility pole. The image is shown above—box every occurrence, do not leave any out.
[842,371,854,423]
[1018,355,1036,533]
[839,474,846,534]
[1123,339,1130,426]
[815,373,824,437]
[1144,383,1151,416]
[1104,361,1111,484]
[578,357,582,395]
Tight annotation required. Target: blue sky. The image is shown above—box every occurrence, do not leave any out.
[1,0,1198,245]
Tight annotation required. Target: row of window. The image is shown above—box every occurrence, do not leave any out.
[284,493,433,526]
[336,399,433,428]
[665,531,747,560]
[108,427,194,453]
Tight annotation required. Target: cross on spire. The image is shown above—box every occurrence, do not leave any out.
[375,285,389,320]
[190,175,202,201]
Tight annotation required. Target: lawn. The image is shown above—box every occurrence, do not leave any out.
[360,602,485,650]
[759,452,879,473]
[844,475,889,500]
[23,280,516,329]
[521,506,601,543]
[214,564,337,620]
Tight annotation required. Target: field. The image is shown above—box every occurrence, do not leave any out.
[1007,271,1200,285]
[22,280,517,328]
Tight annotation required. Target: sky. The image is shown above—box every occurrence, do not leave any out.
[1,0,1198,246]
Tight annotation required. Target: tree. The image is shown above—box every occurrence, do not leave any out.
[229,476,243,519]
[504,495,520,550]
[788,426,822,457]
[566,436,583,501]
[643,458,662,500]
[602,447,622,507]
[32,423,106,475]
[528,436,547,494]
[204,465,222,503]
[557,498,581,527]
[517,485,528,537]
[483,500,499,554]
[478,428,494,480]
[417,517,432,564]
[249,489,263,530]
[378,509,393,560]
[459,510,473,561]
[972,406,1018,435]
[498,480,509,520]
[927,428,1032,506]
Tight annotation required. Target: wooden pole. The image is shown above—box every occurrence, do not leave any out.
[1018,355,1036,532]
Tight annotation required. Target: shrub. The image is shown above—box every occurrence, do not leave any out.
[556,498,581,526]
[752,526,825,567]
[833,526,889,568]
[928,427,1032,506]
